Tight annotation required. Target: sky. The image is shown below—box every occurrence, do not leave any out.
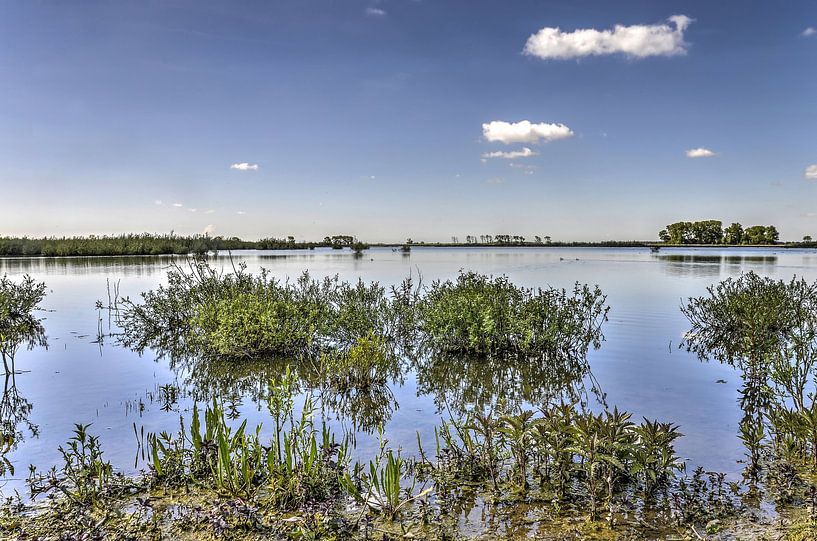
[0,0,815,242]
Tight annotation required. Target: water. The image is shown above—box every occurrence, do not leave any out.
[2,246,815,496]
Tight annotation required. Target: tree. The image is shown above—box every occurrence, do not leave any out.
[534,236,542,244]
[764,225,779,244]
[804,235,813,243]
[743,225,778,245]
[665,222,693,244]
[723,223,743,245]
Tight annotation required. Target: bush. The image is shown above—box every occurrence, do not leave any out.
[419,271,608,355]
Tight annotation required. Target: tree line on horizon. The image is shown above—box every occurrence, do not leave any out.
[658,220,780,245]
[0,233,366,257]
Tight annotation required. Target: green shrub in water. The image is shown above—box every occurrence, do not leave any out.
[419,271,608,355]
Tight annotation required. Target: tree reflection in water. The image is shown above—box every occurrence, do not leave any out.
[0,274,47,476]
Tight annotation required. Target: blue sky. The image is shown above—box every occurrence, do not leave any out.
[0,0,815,242]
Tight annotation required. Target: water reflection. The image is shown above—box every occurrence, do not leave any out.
[168,353,404,434]
[655,253,777,278]
[0,326,47,476]
[414,350,597,417]
[1,372,38,475]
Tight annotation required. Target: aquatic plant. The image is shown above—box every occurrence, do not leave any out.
[27,423,123,506]
[148,394,350,509]
[343,447,431,521]
[0,274,47,374]
[419,271,608,355]
[118,260,608,366]
[684,272,817,508]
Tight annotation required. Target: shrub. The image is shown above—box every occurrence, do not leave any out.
[419,271,608,355]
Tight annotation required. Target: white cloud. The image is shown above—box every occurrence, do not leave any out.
[523,15,692,60]
[173,203,183,207]
[686,147,716,158]
[188,208,197,212]
[510,162,537,171]
[203,224,216,235]
[482,120,574,144]
[154,199,163,205]
[365,7,386,16]
[230,162,259,171]
[805,164,817,180]
[802,27,816,37]
[204,209,215,214]
[481,147,539,160]
[485,177,506,185]
[236,210,246,215]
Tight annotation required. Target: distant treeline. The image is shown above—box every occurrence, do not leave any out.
[0,234,367,257]
[658,221,780,245]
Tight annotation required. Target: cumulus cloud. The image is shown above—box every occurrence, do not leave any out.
[802,27,816,37]
[805,164,817,180]
[481,147,539,159]
[203,224,216,235]
[173,203,183,207]
[365,7,386,16]
[686,147,716,158]
[524,15,692,60]
[154,199,163,205]
[230,162,259,171]
[482,120,574,144]
[237,210,246,215]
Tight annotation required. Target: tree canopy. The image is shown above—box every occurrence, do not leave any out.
[658,221,779,245]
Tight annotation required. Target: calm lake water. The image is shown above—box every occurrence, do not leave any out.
[2,246,815,497]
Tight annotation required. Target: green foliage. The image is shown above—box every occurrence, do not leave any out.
[0,233,354,257]
[0,274,47,373]
[416,404,688,522]
[419,271,608,355]
[343,447,431,521]
[148,392,350,509]
[659,220,778,245]
[723,222,744,244]
[684,272,817,502]
[28,424,122,506]
[119,261,608,363]
[661,220,723,244]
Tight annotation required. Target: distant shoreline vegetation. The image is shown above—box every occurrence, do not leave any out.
[659,220,783,246]
[1,230,816,258]
[0,234,368,257]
